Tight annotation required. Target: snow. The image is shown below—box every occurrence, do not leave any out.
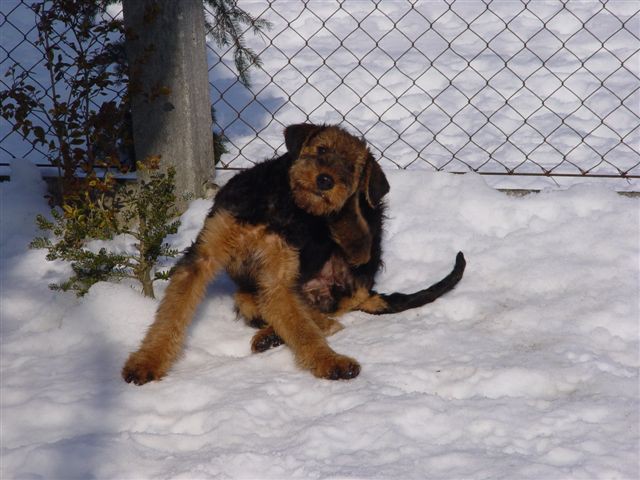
[1,0,639,477]
[2,159,639,479]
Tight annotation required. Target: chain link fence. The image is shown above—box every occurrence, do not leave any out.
[0,1,126,169]
[2,1,639,183]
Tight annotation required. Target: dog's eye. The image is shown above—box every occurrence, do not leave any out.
[317,146,327,155]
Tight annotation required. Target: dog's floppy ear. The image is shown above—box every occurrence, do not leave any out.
[329,194,372,266]
[362,154,390,207]
[284,123,323,159]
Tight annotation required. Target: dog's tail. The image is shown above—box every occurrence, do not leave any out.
[357,251,466,315]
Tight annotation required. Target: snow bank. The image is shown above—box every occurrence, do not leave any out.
[1,163,638,479]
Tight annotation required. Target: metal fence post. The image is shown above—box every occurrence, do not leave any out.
[122,0,214,210]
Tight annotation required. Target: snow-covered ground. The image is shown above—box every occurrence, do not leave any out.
[1,1,639,478]
[1,160,638,479]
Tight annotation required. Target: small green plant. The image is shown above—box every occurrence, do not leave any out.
[3,0,269,299]
[31,158,181,298]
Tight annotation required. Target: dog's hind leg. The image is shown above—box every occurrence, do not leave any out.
[122,211,241,385]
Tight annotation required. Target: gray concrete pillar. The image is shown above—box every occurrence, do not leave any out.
[123,0,214,211]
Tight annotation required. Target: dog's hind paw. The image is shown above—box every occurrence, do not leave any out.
[251,327,284,353]
[246,316,268,329]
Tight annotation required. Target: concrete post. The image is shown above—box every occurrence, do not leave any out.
[123,0,214,211]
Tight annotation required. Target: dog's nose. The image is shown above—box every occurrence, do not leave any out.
[316,174,334,191]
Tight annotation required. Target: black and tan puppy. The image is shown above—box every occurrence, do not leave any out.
[122,124,465,384]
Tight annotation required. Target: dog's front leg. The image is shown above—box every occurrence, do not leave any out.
[122,211,239,385]
[255,234,360,380]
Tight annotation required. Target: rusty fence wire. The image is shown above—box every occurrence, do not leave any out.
[2,1,639,183]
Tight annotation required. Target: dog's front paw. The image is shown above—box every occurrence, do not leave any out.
[122,351,166,385]
[312,353,361,380]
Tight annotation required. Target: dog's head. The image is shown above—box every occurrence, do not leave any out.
[286,123,389,216]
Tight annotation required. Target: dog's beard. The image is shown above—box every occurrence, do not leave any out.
[290,182,335,216]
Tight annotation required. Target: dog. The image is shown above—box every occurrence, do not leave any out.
[122,123,466,384]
